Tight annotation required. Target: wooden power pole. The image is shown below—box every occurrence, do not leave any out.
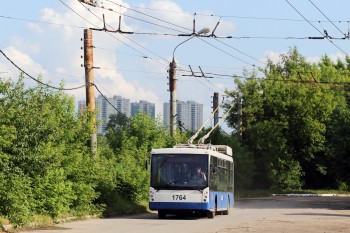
[84,28,97,153]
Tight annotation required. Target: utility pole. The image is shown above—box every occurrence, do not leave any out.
[169,58,177,137]
[238,97,243,142]
[213,92,219,126]
[84,28,97,153]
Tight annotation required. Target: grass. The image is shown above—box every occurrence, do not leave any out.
[30,215,53,227]
[103,194,148,217]
[0,216,9,226]
[0,216,10,232]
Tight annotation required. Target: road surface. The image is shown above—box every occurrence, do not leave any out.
[21,196,350,233]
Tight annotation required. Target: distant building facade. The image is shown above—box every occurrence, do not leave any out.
[96,95,130,134]
[163,100,203,132]
[131,100,155,119]
[77,100,86,116]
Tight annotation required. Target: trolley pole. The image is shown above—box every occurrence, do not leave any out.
[169,58,177,137]
[84,28,97,153]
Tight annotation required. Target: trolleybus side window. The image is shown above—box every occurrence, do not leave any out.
[209,156,233,192]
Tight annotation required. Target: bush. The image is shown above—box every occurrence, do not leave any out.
[0,170,33,226]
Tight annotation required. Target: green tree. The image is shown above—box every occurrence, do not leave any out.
[0,76,115,225]
[224,47,347,190]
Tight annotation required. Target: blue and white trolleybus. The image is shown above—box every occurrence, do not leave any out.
[149,144,234,218]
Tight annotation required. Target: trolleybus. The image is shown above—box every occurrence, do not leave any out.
[149,144,234,218]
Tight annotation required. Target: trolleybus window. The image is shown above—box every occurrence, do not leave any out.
[151,154,208,190]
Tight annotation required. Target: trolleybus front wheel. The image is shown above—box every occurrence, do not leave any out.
[207,210,215,218]
[158,210,166,219]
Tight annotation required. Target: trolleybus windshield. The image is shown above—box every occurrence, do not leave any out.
[150,154,208,190]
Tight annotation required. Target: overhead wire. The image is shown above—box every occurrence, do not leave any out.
[105,0,192,32]
[0,15,86,29]
[93,45,148,58]
[2,13,348,40]
[77,0,171,65]
[93,45,169,68]
[79,0,264,69]
[80,0,190,35]
[93,82,131,122]
[102,2,350,24]
[213,38,267,65]
[59,0,169,74]
[196,37,257,67]
[0,49,86,91]
[285,0,350,56]
[59,0,98,27]
[97,66,167,75]
[308,0,345,37]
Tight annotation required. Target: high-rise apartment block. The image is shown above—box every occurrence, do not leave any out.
[77,100,86,115]
[163,100,203,132]
[95,95,130,134]
[131,100,155,119]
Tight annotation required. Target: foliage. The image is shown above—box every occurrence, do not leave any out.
[120,113,177,200]
[100,112,177,215]
[0,76,116,226]
[224,47,350,190]
[202,128,256,190]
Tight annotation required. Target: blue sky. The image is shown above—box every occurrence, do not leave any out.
[1,0,350,131]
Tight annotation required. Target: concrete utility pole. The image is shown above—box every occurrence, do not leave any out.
[238,97,243,142]
[213,92,219,126]
[84,28,97,153]
[169,58,177,137]
[168,25,210,137]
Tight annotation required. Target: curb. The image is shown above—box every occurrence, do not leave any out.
[272,193,350,197]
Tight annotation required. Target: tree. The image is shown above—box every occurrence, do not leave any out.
[224,47,349,190]
[0,76,115,225]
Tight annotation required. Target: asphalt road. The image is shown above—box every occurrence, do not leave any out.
[21,196,350,233]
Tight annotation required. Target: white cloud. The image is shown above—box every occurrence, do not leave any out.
[264,51,346,65]
[329,52,346,63]
[27,22,45,34]
[8,36,41,55]
[306,56,320,64]
[263,50,286,64]
[3,46,48,79]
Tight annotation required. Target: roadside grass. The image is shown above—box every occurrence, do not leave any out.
[103,194,148,217]
[0,216,9,226]
[30,215,53,227]
[0,216,10,232]
[235,189,350,199]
